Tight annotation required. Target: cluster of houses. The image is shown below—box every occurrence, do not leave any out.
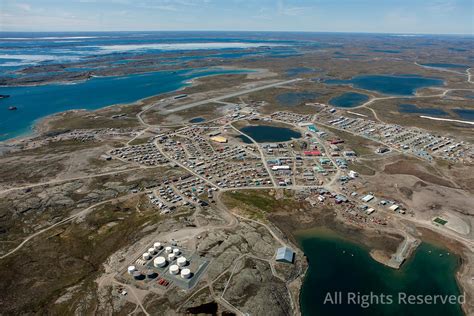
[110,142,169,166]
[156,127,273,189]
[323,111,472,163]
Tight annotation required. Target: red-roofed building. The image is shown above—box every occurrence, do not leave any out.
[304,150,322,156]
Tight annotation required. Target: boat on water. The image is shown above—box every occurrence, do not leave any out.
[8,106,17,111]
[0,94,10,99]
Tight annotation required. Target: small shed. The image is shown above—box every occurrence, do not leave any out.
[275,247,295,264]
[389,204,400,212]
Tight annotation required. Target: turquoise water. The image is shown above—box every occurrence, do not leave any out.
[298,229,463,316]
[0,68,247,141]
[325,75,444,96]
[453,109,474,120]
[329,92,369,108]
[276,92,319,106]
[399,104,448,116]
[238,125,301,143]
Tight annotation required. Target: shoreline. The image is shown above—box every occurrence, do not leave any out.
[0,64,266,88]
[292,224,471,316]
[269,212,403,315]
[0,66,262,145]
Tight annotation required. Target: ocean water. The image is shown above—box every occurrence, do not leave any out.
[325,75,444,96]
[329,92,369,108]
[0,31,294,75]
[0,32,302,141]
[0,68,248,141]
[298,229,463,316]
[0,32,470,142]
[238,125,301,143]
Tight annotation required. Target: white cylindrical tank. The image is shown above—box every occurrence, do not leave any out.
[180,268,191,279]
[153,242,162,250]
[173,248,180,256]
[142,252,151,260]
[148,248,156,255]
[168,253,176,261]
[169,264,180,275]
[177,256,187,267]
[127,265,136,274]
[165,246,172,253]
[153,256,167,268]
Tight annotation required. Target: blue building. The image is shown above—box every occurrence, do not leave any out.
[275,246,295,263]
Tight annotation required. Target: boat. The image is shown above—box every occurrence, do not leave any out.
[0,94,10,99]
[8,106,17,111]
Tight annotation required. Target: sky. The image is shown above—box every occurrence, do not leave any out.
[0,0,473,34]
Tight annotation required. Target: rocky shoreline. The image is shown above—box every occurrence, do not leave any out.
[268,209,471,316]
[0,66,262,146]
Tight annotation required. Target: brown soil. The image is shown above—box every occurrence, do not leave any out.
[384,160,456,188]
[370,249,392,266]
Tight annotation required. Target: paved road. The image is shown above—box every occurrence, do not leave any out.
[163,78,302,114]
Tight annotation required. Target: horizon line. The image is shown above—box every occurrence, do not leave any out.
[0,30,473,37]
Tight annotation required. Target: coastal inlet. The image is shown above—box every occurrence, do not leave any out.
[297,229,463,316]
